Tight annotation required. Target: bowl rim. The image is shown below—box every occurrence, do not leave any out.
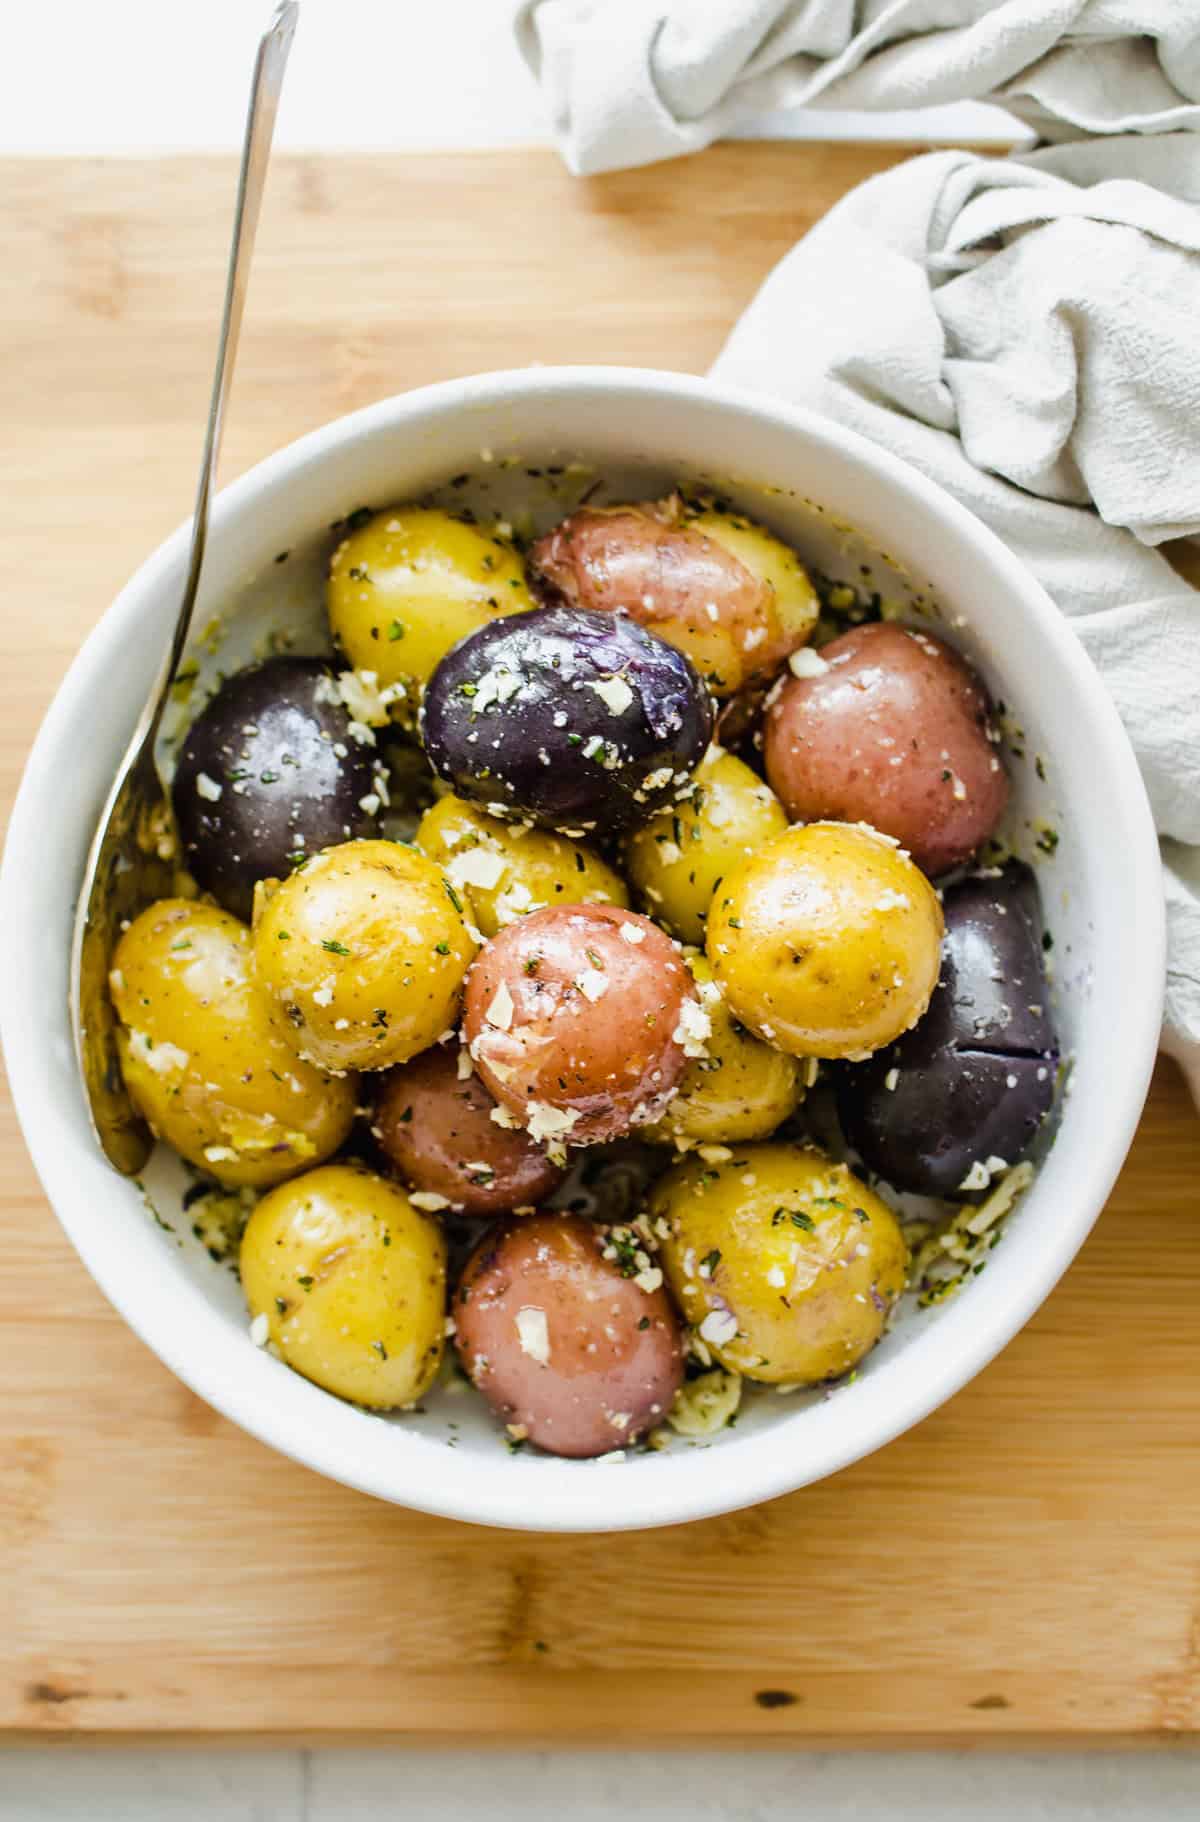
[0,365,1165,1531]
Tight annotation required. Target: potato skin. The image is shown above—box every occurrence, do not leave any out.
[326,506,532,718]
[646,956,805,1147]
[240,1162,446,1408]
[421,603,714,835]
[624,747,788,944]
[462,904,696,1145]
[764,622,1008,876]
[110,899,355,1187]
[706,822,943,1060]
[416,794,628,939]
[252,839,477,1072]
[171,657,380,922]
[653,1144,908,1385]
[375,1043,565,1216]
[836,863,1059,1197]
[529,496,818,696]
[453,1213,685,1456]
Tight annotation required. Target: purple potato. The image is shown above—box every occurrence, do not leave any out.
[835,863,1058,1198]
[420,604,714,835]
[172,657,380,919]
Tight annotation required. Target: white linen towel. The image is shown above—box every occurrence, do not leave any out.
[513,1,1200,177]
[513,3,1200,1098]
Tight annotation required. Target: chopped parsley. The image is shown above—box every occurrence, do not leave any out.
[321,939,351,956]
[606,1229,640,1277]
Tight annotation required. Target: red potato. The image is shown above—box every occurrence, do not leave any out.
[453,1213,685,1457]
[375,1045,565,1217]
[528,497,818,696]
[461,904,701,1146]
[763,622,1008,876]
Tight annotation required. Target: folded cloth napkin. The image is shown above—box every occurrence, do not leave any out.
[513,0,1200,176]
[512,5,1200,1097]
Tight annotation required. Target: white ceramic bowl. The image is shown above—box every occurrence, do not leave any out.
[0,368,1163,1532]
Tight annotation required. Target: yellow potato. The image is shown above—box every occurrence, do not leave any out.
[240,1162,446,1408]
[327,507,533,718]
[110,899,356,1187]
[645,955,805,1146]
[689,502,819,674]
[624,747,787,943]
[653,1143,908,1385]
[416,793,628,938]
[252,839,477,1072]
[706,821,943,1059]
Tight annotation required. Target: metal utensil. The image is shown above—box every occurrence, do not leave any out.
[69,2,299,1173]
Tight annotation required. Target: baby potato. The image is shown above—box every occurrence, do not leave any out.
[421,603,714,835]
[375,1042,565,1216]
[416,793,628,939]
[110,900,356,1187]
[453,1212,685,1456]
[240,1162,446,1408]
[529,495,818,695]
[461,904,699,1146]
[707,822,943,1060]
[836,863,1059,1198]
[327,506,533,716]
[624,747,787,943]
[253,839,477,1072]
[652,1144,908,1385]
[764,621,1009,876]
[172,657,381,922]
[646,956,806,1147]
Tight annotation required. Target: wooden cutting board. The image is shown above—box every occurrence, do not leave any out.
[3,146,1199,1746]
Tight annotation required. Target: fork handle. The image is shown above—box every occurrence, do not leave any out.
[154,1,300,733]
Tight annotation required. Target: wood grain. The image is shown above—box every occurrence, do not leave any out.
[3,147,1199,1746]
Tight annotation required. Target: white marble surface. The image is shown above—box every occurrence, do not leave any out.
[2,1749,1199,1821]
[0,0,1025,154]
[1,2,1186,1814]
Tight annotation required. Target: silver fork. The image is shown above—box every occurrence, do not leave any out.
[69,1,299,1173]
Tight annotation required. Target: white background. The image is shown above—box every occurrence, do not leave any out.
[2,1,1190,1816]
[0,0,1025,155]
